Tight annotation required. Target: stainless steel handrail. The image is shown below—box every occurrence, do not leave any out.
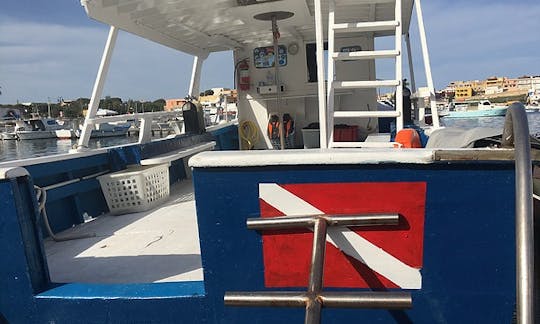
[502,102,535,324]
[225,214,411,324]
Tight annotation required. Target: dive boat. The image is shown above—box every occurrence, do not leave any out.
[0,0,537,323]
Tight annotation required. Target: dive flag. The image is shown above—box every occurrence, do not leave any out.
[259,182,426,289]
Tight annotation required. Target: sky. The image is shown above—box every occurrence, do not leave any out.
[1,0,539,104]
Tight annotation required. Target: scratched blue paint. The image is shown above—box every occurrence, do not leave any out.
[0,155,521,323]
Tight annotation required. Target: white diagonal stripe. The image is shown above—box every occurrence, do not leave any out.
[259,183,422,289]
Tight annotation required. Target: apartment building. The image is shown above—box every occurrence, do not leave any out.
[455,86,473,99]
[164,98,187,111]
[446,76,539,98]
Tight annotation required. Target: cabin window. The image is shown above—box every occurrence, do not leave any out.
[306,42,328,82]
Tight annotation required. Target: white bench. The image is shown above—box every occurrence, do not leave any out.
[140,141,216,166]
[140,141,216,178]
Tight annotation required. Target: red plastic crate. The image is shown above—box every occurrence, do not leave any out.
[333,125,358,142]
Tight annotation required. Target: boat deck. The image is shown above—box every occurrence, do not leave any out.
[44,180,203,284]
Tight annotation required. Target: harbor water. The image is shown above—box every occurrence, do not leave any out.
[0,136,141,163]
[2,112,540,163]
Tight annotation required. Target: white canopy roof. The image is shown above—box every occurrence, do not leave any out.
[81,0,414,56]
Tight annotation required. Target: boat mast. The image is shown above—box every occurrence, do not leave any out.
[47,97,51,118]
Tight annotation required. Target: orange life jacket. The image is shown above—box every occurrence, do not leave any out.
[267,114,280,139]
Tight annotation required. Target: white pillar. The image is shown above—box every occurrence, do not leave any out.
[405,33,416,94]
[405,33,421,124]
[188,54,208,98]
[326,0,336,148]
[75,26,118,151]
[394,0,403,132]
[314,0,328,148]
[138,117,153,144]
[415,0,440,128]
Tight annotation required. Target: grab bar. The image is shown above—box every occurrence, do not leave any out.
[502,102,534,324]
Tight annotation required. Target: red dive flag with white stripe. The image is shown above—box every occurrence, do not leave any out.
[259,182,426,289]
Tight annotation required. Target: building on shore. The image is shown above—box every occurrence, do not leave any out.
[165,89,238,112]
[445,75,540,101]
[198,88,237,109]
[164,98,187,111]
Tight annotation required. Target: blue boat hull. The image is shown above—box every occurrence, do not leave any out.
[0,148,522,323]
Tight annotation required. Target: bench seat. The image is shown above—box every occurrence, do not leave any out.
[140,141,216,166]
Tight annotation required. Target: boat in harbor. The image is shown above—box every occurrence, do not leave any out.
[445,100,508,118]
[55,109,133,139]
[0,132,17,140]
[0,121,17,140]
[0,0,537,323]
[14,117,71,140]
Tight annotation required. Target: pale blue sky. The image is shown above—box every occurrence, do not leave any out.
[1,0,539,104]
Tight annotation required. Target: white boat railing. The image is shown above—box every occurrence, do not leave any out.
[73,25,185,151]
[74,110,183,151]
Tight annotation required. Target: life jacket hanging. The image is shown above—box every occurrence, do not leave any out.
[282,113,294,138]
[267,114,280,139]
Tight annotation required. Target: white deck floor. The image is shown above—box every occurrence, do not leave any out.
[44,180,203,284]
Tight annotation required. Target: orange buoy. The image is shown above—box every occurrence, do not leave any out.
[395,129,422,148]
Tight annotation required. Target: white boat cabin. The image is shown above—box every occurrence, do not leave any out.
[80,0,438,150]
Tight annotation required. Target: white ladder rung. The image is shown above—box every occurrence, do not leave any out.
[332,50,400,61]
[338,0,396,4]
[332,21,399,33]
[331,141,400,148]
[334,111,400,118]
[333,80,400,89]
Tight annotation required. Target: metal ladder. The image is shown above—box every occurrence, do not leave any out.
[224,213,412,324]
[326,0,403,148]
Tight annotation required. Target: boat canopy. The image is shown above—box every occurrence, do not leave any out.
[81,0,414,56]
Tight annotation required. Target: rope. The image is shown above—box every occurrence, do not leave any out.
[239,120,260,150]
[34,185,96,242]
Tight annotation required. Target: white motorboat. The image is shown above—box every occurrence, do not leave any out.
[15,118,69,140]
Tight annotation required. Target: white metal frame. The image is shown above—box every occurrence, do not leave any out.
[189,54,208,98]
[322,0,405,149]
[314,0,328,149]
[73,25,206,151]
[394,0,404,132]
[75,26,118,151]
[415,0,440,128]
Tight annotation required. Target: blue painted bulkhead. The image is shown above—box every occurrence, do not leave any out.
[192,162,517,323]
[0,150,518,323]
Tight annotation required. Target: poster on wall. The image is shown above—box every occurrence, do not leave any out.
[254,45,287,68]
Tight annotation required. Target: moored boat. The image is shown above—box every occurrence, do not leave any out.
[445,100,508,118]
[0,0,537,323]
[15,117,70,140]
[0,132,18,140]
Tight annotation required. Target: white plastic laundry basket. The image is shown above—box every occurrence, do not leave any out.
[98,164,170,215]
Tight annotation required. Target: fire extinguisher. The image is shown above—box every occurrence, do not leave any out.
[237,59,250,91]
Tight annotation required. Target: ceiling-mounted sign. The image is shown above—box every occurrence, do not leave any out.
[254,45,288,68]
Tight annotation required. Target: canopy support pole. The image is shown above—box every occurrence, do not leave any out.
[75,26,118,151]
[415,0,440,128]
